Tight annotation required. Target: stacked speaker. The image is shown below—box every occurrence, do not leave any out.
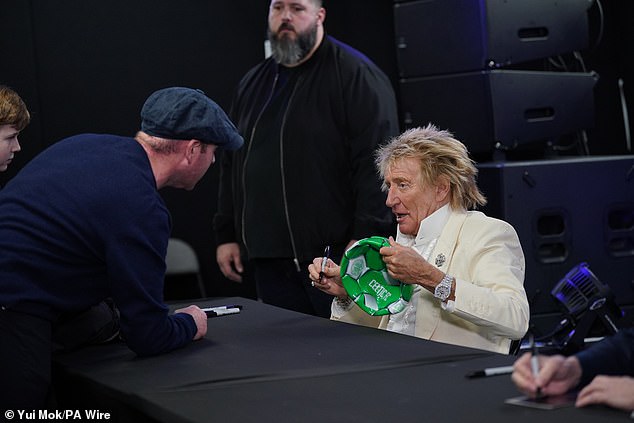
[477,157,634,333]
[393,0,598,160]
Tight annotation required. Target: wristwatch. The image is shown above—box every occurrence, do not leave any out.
[434,273,453,302]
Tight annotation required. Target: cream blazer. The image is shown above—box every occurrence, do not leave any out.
[332,209,530,354]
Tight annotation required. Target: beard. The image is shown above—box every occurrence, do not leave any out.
[268,22,318,66]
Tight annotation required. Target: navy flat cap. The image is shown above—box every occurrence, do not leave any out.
[141,87,243,150]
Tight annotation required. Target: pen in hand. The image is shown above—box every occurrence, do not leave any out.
[319,245,331,283]
[530,333,542,397]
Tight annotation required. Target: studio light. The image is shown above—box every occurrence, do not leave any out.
[549,262,624,353]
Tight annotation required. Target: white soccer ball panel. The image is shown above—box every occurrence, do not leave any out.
[345,255,368,280]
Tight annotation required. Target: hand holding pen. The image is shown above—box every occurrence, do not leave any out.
[308,246,346,297]
[511,347,583,400]
[309,245,331,287]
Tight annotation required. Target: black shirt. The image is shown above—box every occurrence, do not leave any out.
[243,66,297,258]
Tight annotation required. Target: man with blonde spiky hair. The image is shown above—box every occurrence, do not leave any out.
[309,124,530,354]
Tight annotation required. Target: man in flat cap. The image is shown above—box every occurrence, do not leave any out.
[0,87,243,410]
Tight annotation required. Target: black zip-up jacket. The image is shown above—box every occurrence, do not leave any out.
[214,35,399,264]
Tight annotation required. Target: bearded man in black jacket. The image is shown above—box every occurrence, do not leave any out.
[214,0,399,317]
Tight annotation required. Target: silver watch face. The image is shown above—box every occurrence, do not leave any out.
[434,277,452,300]
[435,285,450,300]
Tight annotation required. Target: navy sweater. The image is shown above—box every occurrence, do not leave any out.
[0,134,196,356]
[576,327,634,386]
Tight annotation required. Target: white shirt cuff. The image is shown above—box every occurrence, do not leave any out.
[441,299,456,312]
[331,297,354,317]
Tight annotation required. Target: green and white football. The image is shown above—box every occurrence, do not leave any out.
[340,236,414,316]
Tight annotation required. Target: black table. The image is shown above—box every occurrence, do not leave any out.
[53,298,629,422]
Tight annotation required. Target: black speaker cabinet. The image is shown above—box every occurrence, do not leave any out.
[399,70,598,155]
[394,0,592,77]
[477,156,634,317]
